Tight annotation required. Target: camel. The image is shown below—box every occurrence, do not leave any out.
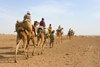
[56,28,63,43]
[15,21,39,63]
[19,21,39,48]
[71,30,74,37]
[37,27,48,55]
[67,30,74,39]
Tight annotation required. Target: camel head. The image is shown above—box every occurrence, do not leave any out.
[34,21,39,27]
[61,28,63,31]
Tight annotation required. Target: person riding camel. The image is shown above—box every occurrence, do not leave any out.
[17,11,31,23]
[48,24,52,34]
[57,25,62,32]
[69,28,71,31]
[58,25,61,30]
[24,11,37,36]
[24,11,31,21]
[68,28,71,34]
[39,18,49,36]
[40,18,46,28]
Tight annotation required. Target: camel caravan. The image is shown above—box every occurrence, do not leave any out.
[14,11,75,63]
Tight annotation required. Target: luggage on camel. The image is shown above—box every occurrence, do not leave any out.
[38,26,49,36]
[15,19,32,32]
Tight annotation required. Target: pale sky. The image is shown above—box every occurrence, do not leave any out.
[0,0,100,35]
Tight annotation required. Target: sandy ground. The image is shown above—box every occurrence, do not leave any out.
[0,35,100,67]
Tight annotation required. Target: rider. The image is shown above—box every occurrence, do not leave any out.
[68,28,71,34]
[24,11,37,36]
[69,28,71,31]
[48,24,52,34]
[57,25,62,32]
[49,24,52,30]
[24,11,31,21]
[58,25,61,30]
[39,18,49,36]
[40,18,46,28]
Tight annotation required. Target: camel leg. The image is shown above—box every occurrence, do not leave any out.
[59,36,60,43]
[61,36,62,43]
[15,39,21,63]
[37,37,41,55]
[56,36,57,44]
[70,35,71,39]
[32,37,36,56]
[40,40,44,54]
[19,39,22,49]
[56,32,58,44]
[44,35,46,46]
[27,44,30,58]
[23,40,27,59]
[41,34,45,54]
[69,36,70,39]
[50,41,51,48]
[27,40,30,58]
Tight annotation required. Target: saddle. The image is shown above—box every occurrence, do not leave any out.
[38,26,49,36]
[56,29,61,32]
[17,27,29,35]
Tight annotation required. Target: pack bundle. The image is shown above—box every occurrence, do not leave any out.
[15,19,32,32]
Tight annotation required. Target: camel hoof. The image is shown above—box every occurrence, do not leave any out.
[22,46,24,48]
[38,53,40,55]
[26,57,28,59]
[27,55,30,58]
[25,56,28,59]
[15,60,17,63]
[41,52,43,54]
[32,53,34,56]
[36,44,38,46]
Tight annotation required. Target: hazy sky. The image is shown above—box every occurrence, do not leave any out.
[0,0,100,35]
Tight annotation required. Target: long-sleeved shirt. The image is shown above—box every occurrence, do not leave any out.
[50,33,54,41]
[40,21,46,27]
[49,26,52,30]
[58,26,61,29]
[24,14,31,21]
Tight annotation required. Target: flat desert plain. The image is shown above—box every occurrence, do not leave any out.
[0,35,100,67]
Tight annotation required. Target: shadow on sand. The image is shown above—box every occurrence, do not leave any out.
[0,47,13,49]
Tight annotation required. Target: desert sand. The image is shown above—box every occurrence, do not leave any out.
[0,35,100,67]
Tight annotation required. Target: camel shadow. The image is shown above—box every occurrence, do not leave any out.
[0,47,13,49]
[0,55,15,63]
[0,50,24,55]
[0,50,24,63]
